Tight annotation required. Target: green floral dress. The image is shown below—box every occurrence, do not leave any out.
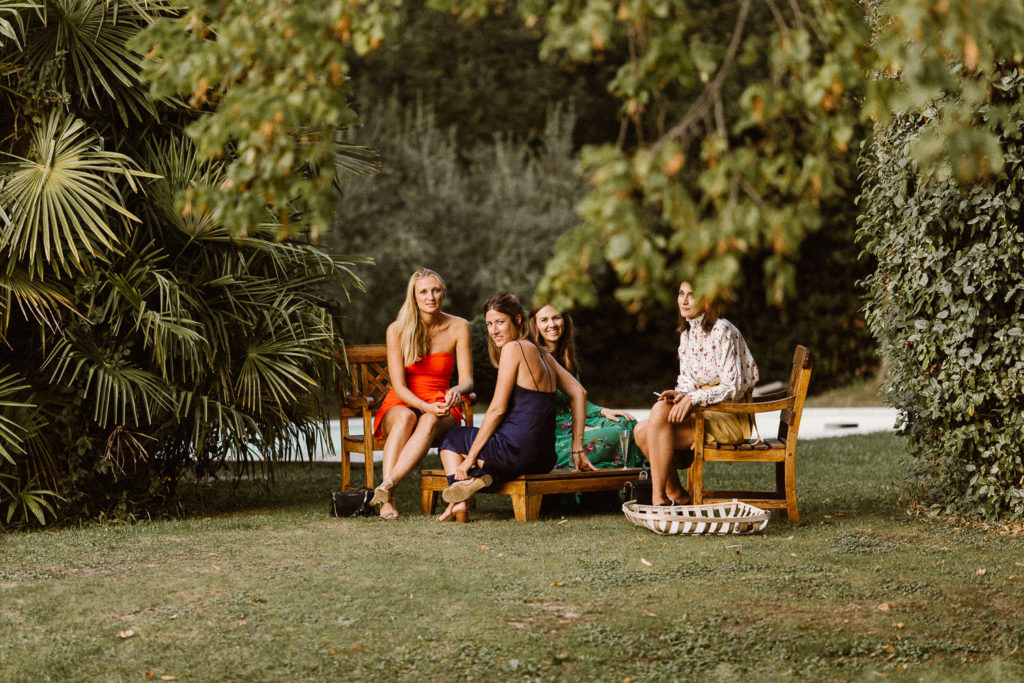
[553,389,645,469]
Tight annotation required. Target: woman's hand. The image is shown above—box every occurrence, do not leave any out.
[600,407,635,422]
[455,456,474,480]
[571,448,598,472]
[668,393,692,423]
[420,400,450,417]
[443,387,462,412]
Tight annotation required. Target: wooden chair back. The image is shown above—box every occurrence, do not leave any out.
[688,345,813,523]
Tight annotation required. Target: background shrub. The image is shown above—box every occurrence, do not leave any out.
[858,72,1024,519]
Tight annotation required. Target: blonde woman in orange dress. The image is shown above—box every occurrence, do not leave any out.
[369,269,473,519]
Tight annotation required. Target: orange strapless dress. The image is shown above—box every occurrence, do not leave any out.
[372,352,465,437]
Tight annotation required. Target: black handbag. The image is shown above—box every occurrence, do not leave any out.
[621,466,652,505]
[330,488,375,517]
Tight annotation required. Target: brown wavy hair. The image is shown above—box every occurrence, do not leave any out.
[528,304,577,375]
[483,291,528,368]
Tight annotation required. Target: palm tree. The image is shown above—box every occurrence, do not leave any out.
[0,0,372,524]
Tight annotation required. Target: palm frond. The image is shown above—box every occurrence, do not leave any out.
[0,365,34,465]
[0,1,38,50]
[0,110,157,276]
[0,265,77,336]
[21,0,162,122]
[44,337,172,427]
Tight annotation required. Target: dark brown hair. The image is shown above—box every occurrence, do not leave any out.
[483,291,528,367]
[676,284,720,334]
[528,304,578,375]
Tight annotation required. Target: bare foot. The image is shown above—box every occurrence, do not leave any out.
[436,501,468,523]
[380,501,398,519]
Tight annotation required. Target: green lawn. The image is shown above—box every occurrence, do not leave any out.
[2,432,1023,681]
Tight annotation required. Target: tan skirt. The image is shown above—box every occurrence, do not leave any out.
[687,386,754,445]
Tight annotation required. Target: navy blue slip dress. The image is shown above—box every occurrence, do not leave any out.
[439,343,556,483]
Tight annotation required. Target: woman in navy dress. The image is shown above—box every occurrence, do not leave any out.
[437,292,589,522]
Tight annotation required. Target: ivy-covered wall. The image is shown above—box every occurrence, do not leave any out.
[858,73,1024,519]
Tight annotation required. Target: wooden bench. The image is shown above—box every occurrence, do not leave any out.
[334,344,475,490]
[419,467,644,522]
[688,345,813,523]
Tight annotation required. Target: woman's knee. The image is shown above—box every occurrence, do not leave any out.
[648,401,672,425]
[386,407,418,435]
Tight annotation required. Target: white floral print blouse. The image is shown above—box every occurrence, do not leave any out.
[675,314,760,406]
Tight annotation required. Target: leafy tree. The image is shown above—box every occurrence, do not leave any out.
[0,0,366,525]
[424,0,874,312]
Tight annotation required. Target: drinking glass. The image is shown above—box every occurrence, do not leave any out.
[618,429,632,469]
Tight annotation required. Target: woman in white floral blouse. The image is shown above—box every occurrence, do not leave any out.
[633,281,759,506]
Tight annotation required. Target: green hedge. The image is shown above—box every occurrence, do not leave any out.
[858,72,1024,519]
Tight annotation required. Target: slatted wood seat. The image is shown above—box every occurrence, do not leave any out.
[419,468,645,522]
[335,344,474,490]
[687,345,813,524]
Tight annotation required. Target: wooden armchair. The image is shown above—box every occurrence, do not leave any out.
[335,344,474,490]
[687,345,813,524]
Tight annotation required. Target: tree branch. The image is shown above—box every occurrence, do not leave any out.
[651,0,751,154]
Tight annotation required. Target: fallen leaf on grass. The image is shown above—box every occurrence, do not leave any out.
[479,545,489,550]
[160,676,176,681]
[550,581,563,587]
[640,558,652,567]
[207,552,218,557]
[118,629,135,639]
[557,519,569,525]
[877,603,890,612]
[643,609,657,617]
[895,622,905,629]
[976,568,987,576]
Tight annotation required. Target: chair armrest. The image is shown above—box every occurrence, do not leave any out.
[752,390,789,402]
[691,396,795,415]
[340,395,377,410]
[462,392,478,406]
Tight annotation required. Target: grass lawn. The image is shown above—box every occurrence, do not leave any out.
[2,432,1023,681]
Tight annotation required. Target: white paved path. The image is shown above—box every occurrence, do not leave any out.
[301,407,899,463]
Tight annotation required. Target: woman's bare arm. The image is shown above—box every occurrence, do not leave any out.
[552,361,593,471]
[445,316,474,411]
[454,343,519,478]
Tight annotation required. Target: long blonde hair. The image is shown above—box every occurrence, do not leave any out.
[395,268,447,366]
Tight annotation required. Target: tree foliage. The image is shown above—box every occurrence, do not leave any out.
[858,71,1024,520]
[427,0,874,311]
[0,0,365,525]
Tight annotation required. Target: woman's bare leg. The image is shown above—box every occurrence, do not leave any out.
[376,408,417,518]
[380,408,417,484]
[389,414,455,485]
[639,401,694,505]
[437,447,469,522]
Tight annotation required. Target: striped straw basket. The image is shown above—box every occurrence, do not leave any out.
[622,499,769,535]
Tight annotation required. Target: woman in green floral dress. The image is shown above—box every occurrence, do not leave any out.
[528,305,644,469]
